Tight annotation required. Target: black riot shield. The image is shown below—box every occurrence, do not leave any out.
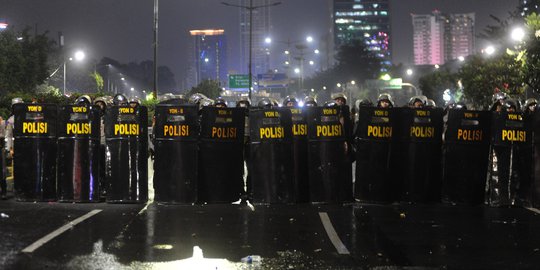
[531,111,540,207]
[13,103,58,201]
[198,107,245,203]
[391,107,444,203]
[153,105,199,204]
[105,105,148,203]
[441,110,491,204]
[487,112,532,207]
[307,106,353,203]
[57,105,101,202]
[290,107,309,203]
[354,107,394,203]
[249,108,294,204]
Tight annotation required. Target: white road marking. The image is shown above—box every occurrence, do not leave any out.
[525,207,540,215]
[21,209,102,253]
[319,212,350,255]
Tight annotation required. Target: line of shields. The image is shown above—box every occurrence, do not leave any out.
[11,102,540,207]
[355,106,537,206]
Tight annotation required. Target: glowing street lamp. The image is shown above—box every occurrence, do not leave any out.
[406,68,413,76]
[484,45,496,55]
[511,27,525,42]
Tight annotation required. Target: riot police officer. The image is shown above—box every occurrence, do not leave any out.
[331,93,347,106]
[258,98,273,108]
[129,97,141,108]
[426,99,437,108]
[0,115,6,199]
[523,98,538,114]
[236,97,251,108]
[283,96,298,107]
[490,92,508,112]
[304,96,317,107]
[377,93,394,108]
[214,97,227,108]
[113,94,129,106]
[408,95,428,108]
[75,95,92,105]
[4,98,23,199]
[504,99,518,113]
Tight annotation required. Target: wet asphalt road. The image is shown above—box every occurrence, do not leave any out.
[2,198,540,269]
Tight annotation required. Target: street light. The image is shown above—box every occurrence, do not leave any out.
[63,50,85,95]
[222,0,282,101]
[484,45,496,55]
[511,27,525,42]
[406,68,413,76]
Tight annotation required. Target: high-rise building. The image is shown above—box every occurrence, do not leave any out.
[239,0,272,77]
[412,11,475,65]
[333,0,391,67]
[412,11,445,65]
[187,29,228,89]
[444,13,475,62]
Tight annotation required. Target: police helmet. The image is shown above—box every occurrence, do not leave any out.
[214,97,227,107]
[11,97,23,106]
[454,102,467,110]
[524,98,538,109]
[304,96,317,107]
[158,93,176,103]
[492,92,508,103]
[113,94,128,106]
[504,99,518,112]
[324,101,338,107]
[426,99,436,108]
[236,96,251,108]
[94,96,108,111]
[283,95,297,107]
[258,98,273,108]
[197,98,212,108]
[377,93,394,108]
[75,95,92,105]
[188,93,208,105]
[408,95,428,107]
[129,97,141,107]
[331,92,347,105]
[356,99,373,108]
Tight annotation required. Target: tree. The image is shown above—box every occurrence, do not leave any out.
[304,40,381,97]
[418,69,458,106]
[188,79,222,99]
[458,54,523,109]
[0,27,54,94]
[521,13,540,92]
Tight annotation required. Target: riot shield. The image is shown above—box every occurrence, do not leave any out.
[354,107,394,203]
[105,105,148,203]
[153,104,199,204]
[441,110,491,204]
[198,107,245,203]
[307,106,353,203]
[249,108,294,204]
[487,112,531,206]
[290,107,309,203]
[390,107,444,203]
[13,103,58,201]
[57,105,101,202]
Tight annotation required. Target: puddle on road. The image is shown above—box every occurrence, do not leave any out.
[65,241,360,269]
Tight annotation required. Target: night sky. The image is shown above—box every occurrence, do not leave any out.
[1,0,518,88]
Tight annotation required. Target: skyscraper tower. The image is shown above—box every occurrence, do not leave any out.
[412,11,475,65]
[187,29,228,89]
[239,0,272,76]
[412,11,445,65]
[333,0,391,67]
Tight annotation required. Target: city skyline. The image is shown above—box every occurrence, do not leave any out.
[0,0,518,90]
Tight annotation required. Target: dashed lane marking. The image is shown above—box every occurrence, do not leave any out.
[319,212,350,255]
[525,207,540,215]
[22,209,102,253]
